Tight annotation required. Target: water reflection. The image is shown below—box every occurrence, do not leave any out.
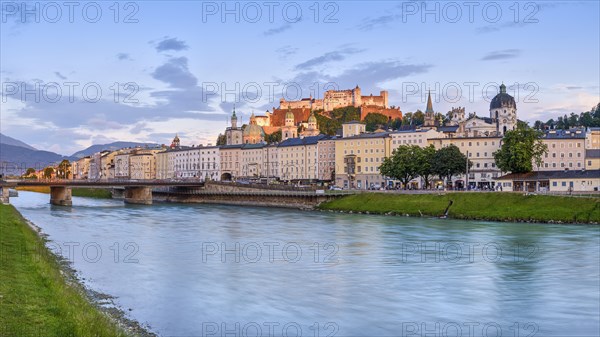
[10,191,600,336]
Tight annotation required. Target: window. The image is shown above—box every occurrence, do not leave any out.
[562,182,566,187]
[553,182,557,187]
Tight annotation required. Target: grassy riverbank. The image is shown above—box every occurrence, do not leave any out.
[319,192,600,223]
[0,204,130,336]
[16,186,113,199]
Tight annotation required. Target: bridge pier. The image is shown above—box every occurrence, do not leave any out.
[124,186,152,205]
[50,186,72,206]
[0,187,9,204]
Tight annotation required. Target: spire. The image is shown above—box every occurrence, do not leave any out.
[232,104,237,118]
[499,82,506,94]
[425,90,434,114]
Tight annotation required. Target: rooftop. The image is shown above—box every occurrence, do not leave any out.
[543,128,587,139]
[278,134,329,147]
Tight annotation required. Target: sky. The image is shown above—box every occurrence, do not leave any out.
[1,0,599,155]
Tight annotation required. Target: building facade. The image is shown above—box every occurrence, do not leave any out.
[335,124,392,189]
[536,128,587,171]
[278,135,328,182]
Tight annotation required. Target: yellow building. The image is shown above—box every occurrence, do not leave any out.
[585,149,600,170]
[334,122,392,189]
[72,156,91,180]
[130,153,157,180]
[277,135,329,182]
[155,150,170,179]
[588,127,600,149]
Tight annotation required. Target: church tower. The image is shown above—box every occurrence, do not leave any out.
[231,106,238,128]
[225,106,243,145]
[281,106,298,141]
[423,90,436,127]
[301,111,320,137]
[490,83,517,135]
[170,134,180,148]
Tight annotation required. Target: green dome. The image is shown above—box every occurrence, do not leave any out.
[286,110,295,121]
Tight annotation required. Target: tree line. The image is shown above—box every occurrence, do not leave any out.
[380,144,471,189]
[533,103,600,130]
[379,124,549,189]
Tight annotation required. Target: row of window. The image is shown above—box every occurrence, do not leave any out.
[545,152,582,158]
[543,162,582,168]
[549,143,582,148]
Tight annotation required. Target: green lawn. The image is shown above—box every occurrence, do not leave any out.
[319,192,600,223]
[0,204,129,336]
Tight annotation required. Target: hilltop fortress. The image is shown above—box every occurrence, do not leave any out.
[272,85,402,127]
[280,85,389,111]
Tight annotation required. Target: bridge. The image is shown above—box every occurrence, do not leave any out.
[0,179,205,206]
[0,179,351,207]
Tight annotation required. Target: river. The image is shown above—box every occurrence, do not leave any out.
[10,191,600,337]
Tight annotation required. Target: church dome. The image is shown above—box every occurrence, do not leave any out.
[286,109,295,121]
[308,113,317,124]
[243,114,265,138]
[243,124,265,139]
[490,83,516,110]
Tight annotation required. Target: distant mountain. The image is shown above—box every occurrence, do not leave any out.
[0,143,72,175]
[71,141,160,158]
[0,133,37,150]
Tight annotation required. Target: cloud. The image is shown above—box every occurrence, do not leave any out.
[333,61,432,88]
[477,21,530,34]
[263,23,293,36]
[276,45,298,60]
[155,37,189,52]
[151,57,197,88]
[481,49,521,61]
[130,122,152,135]
[280,60,432,98]
[358,14,399,31]
[87,116,127,130]
[294,47,365,70]
[54,72,67,80]
[116,53,132,61]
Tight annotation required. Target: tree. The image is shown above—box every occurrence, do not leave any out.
[265,130,282,144]
[363,113,389,131]
[417,145,437,189]
[216,133,227,146]
[434,112,447,126]
[431,144,470,186]
[493,125,548,173]
[57,160,71,179]
[43,167,54,179]
[379,145,422,190]
[389,117,402,130]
